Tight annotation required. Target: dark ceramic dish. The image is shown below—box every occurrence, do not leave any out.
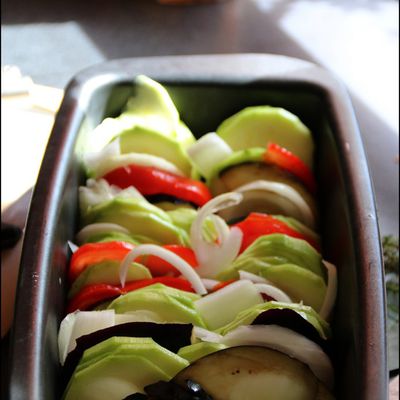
[7,54,387,399]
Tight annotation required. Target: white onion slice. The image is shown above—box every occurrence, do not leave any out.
[209,214,231,242]
[68,241,79,253]
[58,309,170,365]
[254,283,293,303]
[238,270,270,284]
[120,244,207,295]
[84,136,121,172]
[58,310,116,365]
[319,260,338,320]
[187,132,233,179]
[191,326,224,344]
[221,325,334,389]
[235,180,315,228]
[194,280,263,330]
[201,279,220,290]
[190,193,244,278]
[93,152,185,179]
[76,223,131,245]
[79,178,145,212]
[58,312,78,365]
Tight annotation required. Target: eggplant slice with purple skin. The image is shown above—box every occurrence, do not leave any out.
[208,156,318,228]
[145,194,198,211]
[172,346,334,400]
[250,307,333,357]
[123,380,213,400]
[188,301,335,393]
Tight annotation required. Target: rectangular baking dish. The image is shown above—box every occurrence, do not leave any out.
[7,54,387,399]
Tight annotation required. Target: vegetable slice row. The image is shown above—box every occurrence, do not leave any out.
[60,76,338,399]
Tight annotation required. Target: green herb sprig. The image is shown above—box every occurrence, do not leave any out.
[383,235,399,322]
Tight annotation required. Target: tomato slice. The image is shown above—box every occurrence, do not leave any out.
[234,212,320,253]
[66,277,195,313]
[103,164,212,207]
[211,279,237,292]
[69,241,198,284]
[66,284,121,314]
[122,277,195,293]
[263,143,317,194]
[69,241,135,283]
[139,245,198,277]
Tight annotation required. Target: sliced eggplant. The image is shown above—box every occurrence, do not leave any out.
[251,308,331,354]
[173,346,334,400]
[146,380,213,400]
[210,163,317,226]
[123,379,213,400]
[210,163,314,203]
[145,194,197,211]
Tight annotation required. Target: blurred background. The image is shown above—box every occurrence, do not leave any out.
[1,0,399,389]
[2,0,398,235]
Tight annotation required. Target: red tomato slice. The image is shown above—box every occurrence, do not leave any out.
[69,241,198,283]
[103,164,212,207]
[211,279,237,292]
[263,143,317,194]
[66,284,121,314]
[66,277,195,313]
[122,277,195,293]
[69,241,135,283]
[139,245,198,277]
[234,212,320,253]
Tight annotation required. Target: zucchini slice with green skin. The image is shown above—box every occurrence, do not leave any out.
[216,106,314,168]
[82,198,190,246]
[118,126,193,177]
[68,261,151,299]
[219,234,326,281]
[106,284,205,327]
[63,337,189,400]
